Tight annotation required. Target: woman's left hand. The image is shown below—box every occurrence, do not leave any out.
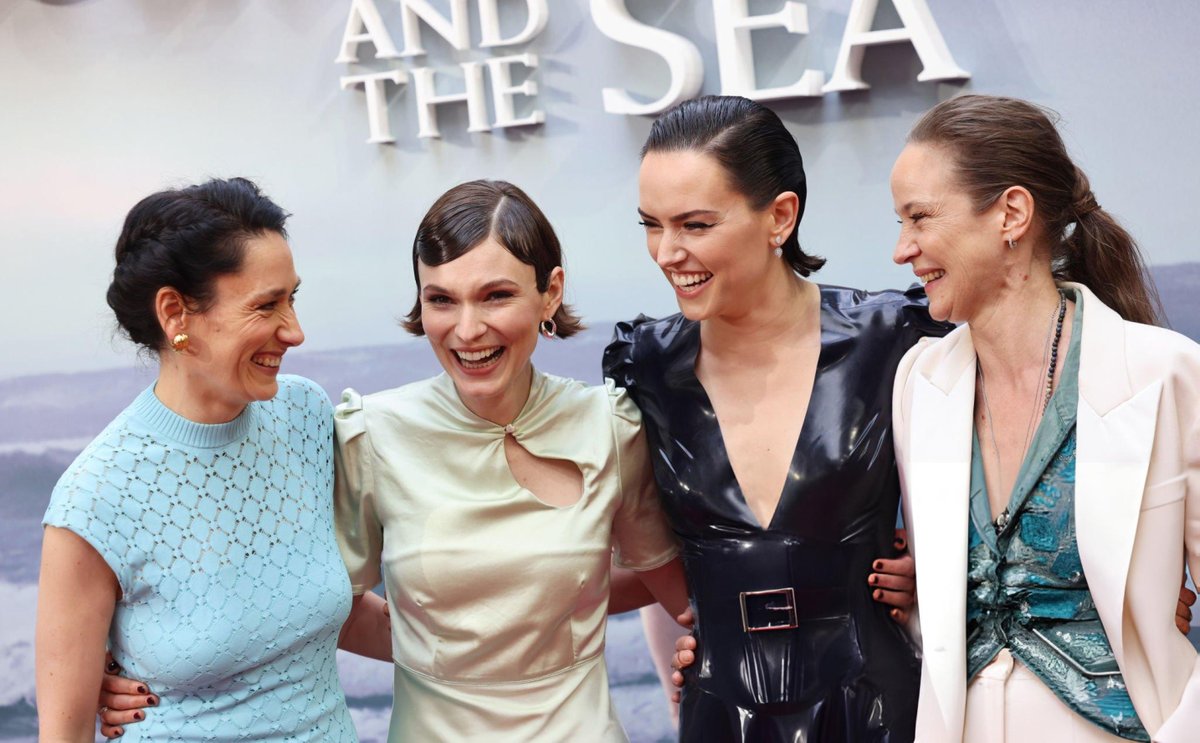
[869,529,916,624]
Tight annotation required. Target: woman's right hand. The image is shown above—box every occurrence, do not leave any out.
[97,653,157,739]
[1178,583,1197,635]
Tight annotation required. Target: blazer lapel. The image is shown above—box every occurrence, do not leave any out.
[1070,283,1161,662]
[907,327,976,740]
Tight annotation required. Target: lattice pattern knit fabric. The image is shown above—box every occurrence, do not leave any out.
[42,375,357,742]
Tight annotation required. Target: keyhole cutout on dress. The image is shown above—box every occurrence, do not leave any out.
[503,434,584,508]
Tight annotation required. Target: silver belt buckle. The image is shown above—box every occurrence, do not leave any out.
[739,587,799,632]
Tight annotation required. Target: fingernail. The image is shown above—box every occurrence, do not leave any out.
[137,685,147,694]
[873,560,883,570]
[133,712,143,721]
[891,609,901,618]
[148,696,158,706]
[113,729,124,738]
[874,590,883,599]
[868,575,877,585]
[895,539,906,549]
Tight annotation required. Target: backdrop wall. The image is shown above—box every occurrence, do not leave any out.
[2,1,1197,741]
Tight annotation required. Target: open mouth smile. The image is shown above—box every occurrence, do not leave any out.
[671,271,713,294]
[252,354,282,371]
[454,347,505,370]
[917,269,945,285]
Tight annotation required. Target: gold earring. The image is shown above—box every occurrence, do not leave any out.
[171,333,190,353]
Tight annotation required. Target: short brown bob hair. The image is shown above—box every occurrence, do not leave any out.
[402,179,583,337]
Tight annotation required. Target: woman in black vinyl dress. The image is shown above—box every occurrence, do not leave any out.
[602,95,950,742]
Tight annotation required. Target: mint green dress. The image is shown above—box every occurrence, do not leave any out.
[333,370,679,742]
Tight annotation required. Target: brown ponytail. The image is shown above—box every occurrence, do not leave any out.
[908,95,1162,325]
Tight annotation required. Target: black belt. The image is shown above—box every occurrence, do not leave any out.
[681,534,910,708]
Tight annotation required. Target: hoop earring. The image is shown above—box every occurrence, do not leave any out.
[1006,237,1017,250]
[171,333,190,353]
[539,319,557,339]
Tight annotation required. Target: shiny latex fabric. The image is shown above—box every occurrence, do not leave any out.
[603,285,952,743]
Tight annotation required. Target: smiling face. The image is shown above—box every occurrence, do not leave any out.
[418,238,563,424]
[890,143,1007,324]
[638,150,784,322]
[181,230,304,419]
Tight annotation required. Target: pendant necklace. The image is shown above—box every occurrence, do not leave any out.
[977,290,1067,533]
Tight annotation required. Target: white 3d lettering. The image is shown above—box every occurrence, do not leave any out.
[337,0,969,143]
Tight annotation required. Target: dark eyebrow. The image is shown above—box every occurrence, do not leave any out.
[250,277,300,304]
[637,208,721,222]
[422,278,521,296]
[478,279,521,292]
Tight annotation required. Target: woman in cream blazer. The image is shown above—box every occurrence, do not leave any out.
[891,94,1199,742]
[894,282,1200,741]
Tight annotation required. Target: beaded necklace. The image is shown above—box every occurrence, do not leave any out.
[977,290,1067,533]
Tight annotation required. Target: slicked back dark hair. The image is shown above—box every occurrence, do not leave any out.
[106,177,290,352]
[403,179,583,337]
[642,95,825,276]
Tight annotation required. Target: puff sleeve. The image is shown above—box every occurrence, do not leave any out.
[601,315,656,400]
[333,389,383,595]
[607,381,679,571]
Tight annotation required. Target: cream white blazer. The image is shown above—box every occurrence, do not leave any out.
[893,283,1200,743]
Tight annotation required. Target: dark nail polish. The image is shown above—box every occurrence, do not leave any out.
[873,560,883,570]
[874,590,883,599]
[114,729,124,738]
[137,685,147,694]
[134,712,143,721]
[148,696,158,706]
[106,660,120,673]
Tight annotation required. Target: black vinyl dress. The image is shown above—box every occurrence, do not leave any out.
[602,285,951,743]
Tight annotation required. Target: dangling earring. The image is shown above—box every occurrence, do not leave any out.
[539,318,557,339]
[1006,237,1017,250]
[171,333,190,353]
[773,235,784,257]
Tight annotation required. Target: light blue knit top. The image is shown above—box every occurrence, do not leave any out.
[43,375,357,742]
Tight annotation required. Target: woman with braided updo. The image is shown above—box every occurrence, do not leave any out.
[890,95,1200,741]
[35,177,390,741]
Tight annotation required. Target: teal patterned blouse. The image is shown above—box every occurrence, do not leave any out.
[966,291,1148,741]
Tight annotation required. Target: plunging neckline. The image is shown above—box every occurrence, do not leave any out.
[674,293,829,531]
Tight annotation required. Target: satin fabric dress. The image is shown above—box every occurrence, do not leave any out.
[333,370,678,742]
[603,285,950,743]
